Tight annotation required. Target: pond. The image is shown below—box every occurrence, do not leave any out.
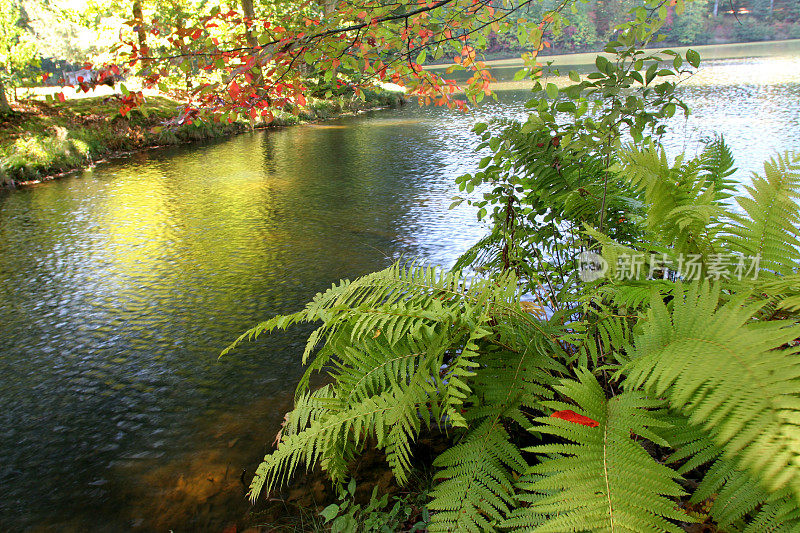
[1,45,799,530]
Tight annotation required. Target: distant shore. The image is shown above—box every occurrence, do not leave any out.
[426,38,800,70]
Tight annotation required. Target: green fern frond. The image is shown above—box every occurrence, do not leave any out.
[595,279,675,310]
[428,420,525,532]
[426,313,567,531]
[614,143,721,259]
[248,391,400,501]
[757,273,800,313]
[699,134,738,201]
[564,307,637,367]
[505,369,688,532]
[282,384,340,439]
[626,281,800,501]
[452,229,505,273]
[658,414,800,532]
[237,263,544,502]
[723,150,800,275]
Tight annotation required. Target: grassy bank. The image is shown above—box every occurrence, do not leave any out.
[0,88,404,187]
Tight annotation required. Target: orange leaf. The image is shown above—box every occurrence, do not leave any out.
[550,410,599,427]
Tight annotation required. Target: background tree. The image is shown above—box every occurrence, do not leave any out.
[0,0,38,114]
[100,0,571,123]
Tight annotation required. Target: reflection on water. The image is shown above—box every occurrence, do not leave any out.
[0,53,799,530]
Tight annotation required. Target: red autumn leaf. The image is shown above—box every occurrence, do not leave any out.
[228,81,241,99]
[42,72,50,82]
[550,410,599,427]
[56,92,66,103]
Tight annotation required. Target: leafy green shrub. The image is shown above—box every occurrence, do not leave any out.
[319,480,429,533]
[224,12,800,533]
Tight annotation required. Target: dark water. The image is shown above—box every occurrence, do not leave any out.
[1,53,799,530]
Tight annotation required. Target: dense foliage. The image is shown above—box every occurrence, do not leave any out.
[0,0,38,112]
[4,0,799,118]
[223,7,800,531]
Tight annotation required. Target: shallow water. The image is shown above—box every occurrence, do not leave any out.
[1,51,799,530]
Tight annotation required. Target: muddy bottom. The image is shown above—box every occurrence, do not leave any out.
[82,376,444,532]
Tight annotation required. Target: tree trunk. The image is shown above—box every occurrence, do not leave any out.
[0,79,12,115]
[241,0,258,48]
[712,0,719,16]
[132,1,147,51]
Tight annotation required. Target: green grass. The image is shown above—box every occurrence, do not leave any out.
[0,88,404,185]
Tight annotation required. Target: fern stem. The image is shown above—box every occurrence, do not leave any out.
[602,401,615,533]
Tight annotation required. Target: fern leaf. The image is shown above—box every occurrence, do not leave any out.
[428,420,525,532]
[699,134,738,201]
[657,413,800,532]
[505,369,688,532]
[723,151,800,275]
[626,281,800,501]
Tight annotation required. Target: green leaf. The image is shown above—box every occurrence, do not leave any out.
[645,63,658,85]
[545,83,559,99]
[320,504,340,522]
[686,49,700,68]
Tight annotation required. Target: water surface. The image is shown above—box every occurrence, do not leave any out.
[1,51,798,530]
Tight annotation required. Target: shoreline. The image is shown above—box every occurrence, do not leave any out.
[426,38,800,70]
[1,89,405,189]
